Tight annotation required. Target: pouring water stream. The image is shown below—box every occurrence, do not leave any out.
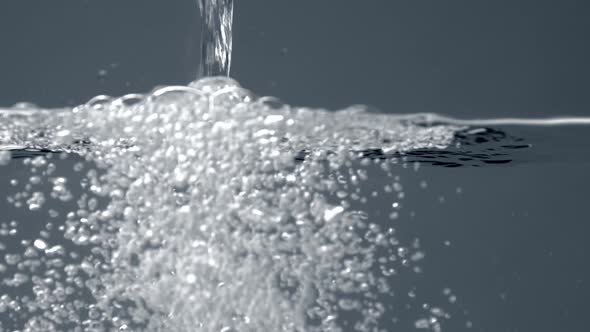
[0,2,588,332]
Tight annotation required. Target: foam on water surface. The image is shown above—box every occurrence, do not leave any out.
[0,78,464,331]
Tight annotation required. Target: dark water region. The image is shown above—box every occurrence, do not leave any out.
[382,126,590,331]
[1,1,590,331]
[358,127,530,168]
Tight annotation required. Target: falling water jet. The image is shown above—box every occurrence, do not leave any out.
[197,0,234,77]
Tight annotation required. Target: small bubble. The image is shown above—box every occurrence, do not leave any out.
[97,69,108,80]
[0,150,12,166]
[27,192,46,211]
[33,239,48,250]
[415,318,429,329]
[186,274,197,284]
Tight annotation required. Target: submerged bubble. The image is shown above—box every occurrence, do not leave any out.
[0,150,11,165]
[33,239,48,250]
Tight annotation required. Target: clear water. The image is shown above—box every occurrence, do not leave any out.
[0,2,590,332]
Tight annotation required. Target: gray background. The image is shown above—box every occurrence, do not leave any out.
[1,0,590,119]
[1,1,589,331]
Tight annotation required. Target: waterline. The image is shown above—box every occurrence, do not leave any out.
[2,106,590,127]
[419,114,590,126]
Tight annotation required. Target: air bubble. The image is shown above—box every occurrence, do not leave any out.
[0,150,12,165]
[33,239,48,250]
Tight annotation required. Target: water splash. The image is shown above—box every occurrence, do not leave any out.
[197,0,234,77]
[0,78,460,331]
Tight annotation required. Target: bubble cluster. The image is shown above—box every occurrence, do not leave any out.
[0,77,460,331]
